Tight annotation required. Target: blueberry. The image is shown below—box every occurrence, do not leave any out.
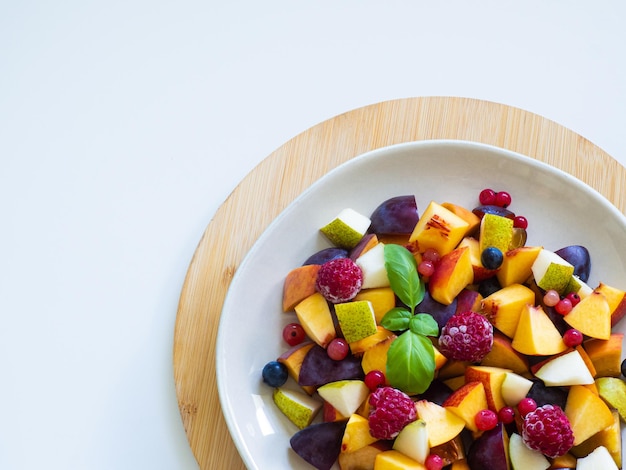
[481,247,503,270]
[262,361,288,387]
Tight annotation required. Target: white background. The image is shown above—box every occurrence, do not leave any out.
[1,1,625,469]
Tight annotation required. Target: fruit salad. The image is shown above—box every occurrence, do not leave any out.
[261,190,626,470]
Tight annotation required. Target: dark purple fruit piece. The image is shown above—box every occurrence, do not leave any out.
[349,233,377,260]
[455,289,482,314]
[544,305,570,335]
[303,247,348,266]
[416,291,458,332]
[472,204,515,220]
[290,420,347,470]
[298,344,364,386]
[526,379,568,409]
[555,245,591,282]
[467,422,508,470]
[478,277,501,298]
[369,195,419,235]
[418,379,453,405]
[621,358,625,377]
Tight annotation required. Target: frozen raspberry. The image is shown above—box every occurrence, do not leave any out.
[438,311,493,362]
[368,386,416,439]
[522,404,574,458]
[315,257,363,303]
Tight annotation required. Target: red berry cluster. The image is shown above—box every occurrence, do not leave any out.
[479,188,528,229]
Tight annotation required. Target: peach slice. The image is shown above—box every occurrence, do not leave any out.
[442,381,488,432]
[428,246,473,305]
[282,264,321,312]
[563,290,611,340]
[511,304,567,356]
[564,384,615,446]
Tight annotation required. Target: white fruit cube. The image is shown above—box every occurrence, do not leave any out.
[355,242,390,289]
[531,249,575,294]
[534,350,595,386]
[320,208,371,249]
[272,387,322,429]
[317,380,369,417]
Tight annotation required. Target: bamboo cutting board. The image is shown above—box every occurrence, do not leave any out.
[172,96,626,469]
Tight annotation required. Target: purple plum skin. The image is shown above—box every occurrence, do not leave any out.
[416,291,457,332]
[472,204,515,220]
[467,422,508,470]
[298,345,364,386]
[302,247,348,266]
[555,245,591,282]
[369,195,419,235]
[290,421,347,470]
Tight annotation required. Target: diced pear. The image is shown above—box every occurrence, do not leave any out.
[355,242,390,289]
[273,387,322,429]
[500,372,534,406]
[533,350,595,386]
[564,275,593,299]
[335,300,377,344]
[595,377,626,422]
[392,419,429,464]
[317,380,370,418]
[531,249,574,294]
[508,433,550,470]
[479,213,514,254]
[409,201,470,255]
[320,208,371,249]
[576,446,619,470]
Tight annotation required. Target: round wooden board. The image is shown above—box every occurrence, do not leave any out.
[173,96,626,469]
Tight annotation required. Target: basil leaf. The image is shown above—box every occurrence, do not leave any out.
[385,331,436,395]
[409,313,439,337]
[384,244,424,311]
[380,307,412,332]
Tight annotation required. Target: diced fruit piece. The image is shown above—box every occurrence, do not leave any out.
[354,287,396,323]
[533,349,595,386]
[570,409,622,467]
[500,371,534,407]
[356,243,390,289]
[361,335,395,377]
[414,399,465,447]
[442,381,488,432]
[341,413,379,453]
[416,291,458,332]
[480,331,529,375]
[479,213,514,254]
[290,420,347,470]
[409,201,470,255]
[320,208,371,249]
[428,246,473,305]
[374,450,427,470]
[317,380,370,418]
[303,247,349,266]
[466,422,509,470]
[349,233,380,260]
[272,387,322,429]
[563,290,611,340]
[564,384,615,446]
[349,326,395,356]
[480,283,535,338]
[563,275,593,299]
[511,304,568,356]
[294,292,337,348]
[429,434,466,468]
[335,300,377,344]
[575,446,619,470]
[277,341,316,394]
[283,264,322,311]
[418,380,453,406]
[549,452,577,469]
[455,289,483,315]
[595,376,626,422]
[392,419,429,464]
[441,202,481,233]
[299,344,364,387]
[464,365,510,412]
[323,401,347,422]
[457,236,497,282]
[531,249,575,294]
[594,282,626,327]
[526,379,567,409]
[338,441,390,470]
[508,432,550,470]
[369,195,420,235]
[554,245,591,283]
[584,333,624,377]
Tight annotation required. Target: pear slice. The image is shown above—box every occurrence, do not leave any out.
[596,377,626,422]
[273,387,322,429]
[533,350,595,386]
[500,372,534,406]
[392,419,429,464]
[320,208,371,249]
[576,446,619,470]
[317,380,370,418]
[508,433,550,470]
[355,242,390,289]
[479,213,514,254]
[531,249,574,294]
[334,300,377,344]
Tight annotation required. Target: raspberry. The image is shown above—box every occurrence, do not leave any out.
[438,311,493,362]
[315,258,363,303]
[368,386,416,439]
[522,404,574,458]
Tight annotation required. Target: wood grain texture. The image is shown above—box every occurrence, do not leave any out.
[172,96,626,469]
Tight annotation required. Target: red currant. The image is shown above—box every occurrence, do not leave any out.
[422,248,441,263]
[543,289,560,307]
[565,292,581,307]
[425,454,444,470]
[364,370,386,391]
[498,406,516,424]
[418,260,435,277]
[518,397,537,417]
[475,409,498,431]
[563,328,584,347]
[282,323,306,346]
[479,188,496,205]
[495,191,512,208]
[555,298,573,315]
[513,215,528,229]
[327,338,349,361]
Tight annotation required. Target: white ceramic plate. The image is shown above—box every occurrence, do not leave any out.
[216,140,626,470]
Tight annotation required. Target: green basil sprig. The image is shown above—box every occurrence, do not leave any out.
[380,244,437,395]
